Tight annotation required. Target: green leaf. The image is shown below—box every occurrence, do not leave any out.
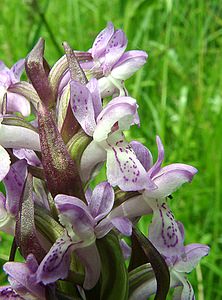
[97,232,129,300]
[67,129,91,165]
[34,205,64,243]
[15,173,45,262]
[131,228,170,300]
[129,225,149,271]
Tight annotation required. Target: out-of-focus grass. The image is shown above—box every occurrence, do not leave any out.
[0,0,222,298]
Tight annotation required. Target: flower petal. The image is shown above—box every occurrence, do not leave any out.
[4,254,45,299]
[130,141,153,171]
[146,164,197,199]
[175,243,210,273]
[80,140,106,183]
[75,243,101,290]
[0,123,40,151]
[11,59,25,81]
[147,199,184,256]
[111,50,148,80]
[111,216,132,236]
[97,76,119,98]
[106,132,155,191]
[0,192,15,235]
[13,149,42,167]
[86,78,102,119]
[108,195,152,220]
[0,61,7,72]
[70,80,96,136]
[57,70,70,94]
[6,92,31,117]
[95,215,132,239]
[103,29,127,75]
[55,195,95,240]
[94,96,139,142]
[36,233,78,285]
[91,22,114,59]
[3,160,27,216]
[147,136,164,178]
[88,182,114,222]
[0,145,11,181]
[119,239,131,259]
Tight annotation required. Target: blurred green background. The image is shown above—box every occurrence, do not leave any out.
[0,0,222,298]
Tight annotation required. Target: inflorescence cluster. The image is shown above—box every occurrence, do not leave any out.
[0,22,209,299]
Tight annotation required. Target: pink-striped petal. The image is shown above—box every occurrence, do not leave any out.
[0,286,24,299]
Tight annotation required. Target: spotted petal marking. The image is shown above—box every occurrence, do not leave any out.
[36,233,80,285]
[91,22,114,59]
[103,29,127,75]
[106,133,155,191]
[148,199,184,256]
[70,80,96,136]
[0,286,23,299]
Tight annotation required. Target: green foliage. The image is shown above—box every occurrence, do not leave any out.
[0,0,221,297]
